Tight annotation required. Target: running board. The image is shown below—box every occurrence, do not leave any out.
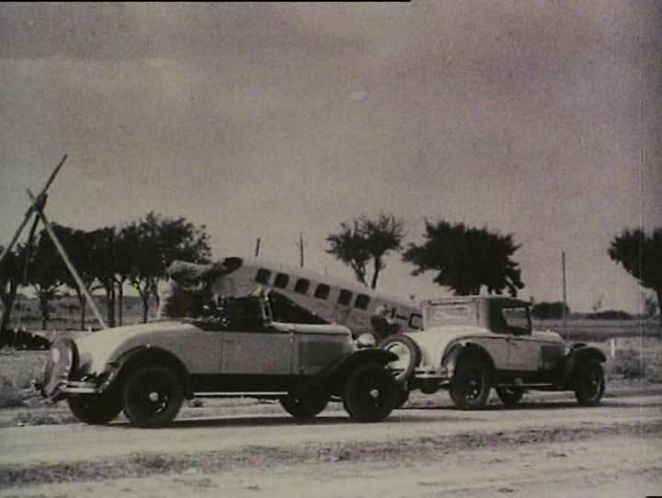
[192,391,288,398]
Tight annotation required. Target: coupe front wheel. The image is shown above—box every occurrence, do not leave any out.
[449,356,492,410]
[121,364,184,428]
[496,386,524,407]
[574,359,605,406]
[280,393,329,421]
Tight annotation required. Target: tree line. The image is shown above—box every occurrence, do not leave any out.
[326,213,660,324]
[0,212,210,339]
[1,211,659,340]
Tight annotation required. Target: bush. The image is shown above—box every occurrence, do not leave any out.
[610,349,645,379]
[531,302,570,320]
[587,310,633,320]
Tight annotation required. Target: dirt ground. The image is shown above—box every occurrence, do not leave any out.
[1,393,660,498]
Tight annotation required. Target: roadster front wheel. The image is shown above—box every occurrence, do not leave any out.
[121,364,184,428]
[343,363,398,423]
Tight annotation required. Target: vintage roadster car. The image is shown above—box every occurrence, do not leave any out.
[380,296,606,409]
[39,292,398,427]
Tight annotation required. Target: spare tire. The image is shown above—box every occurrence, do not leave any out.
[379,335,421,383]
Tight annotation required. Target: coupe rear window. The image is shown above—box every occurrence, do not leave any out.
[424,304,476,328]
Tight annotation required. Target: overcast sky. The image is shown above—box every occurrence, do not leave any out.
[1,2,660,312]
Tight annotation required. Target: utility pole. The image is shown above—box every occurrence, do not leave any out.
[298,233,304,268]
[254,238,261,258]
[562,251,568,340]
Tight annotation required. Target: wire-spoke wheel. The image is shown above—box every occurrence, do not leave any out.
[280,393,329,421]
[449,356,492,410]
[574,359,605,406]
[122,364,183,428]
[496,386,524,407]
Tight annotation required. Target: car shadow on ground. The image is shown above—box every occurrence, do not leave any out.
[110,411,481,429]
[404,399,662,411]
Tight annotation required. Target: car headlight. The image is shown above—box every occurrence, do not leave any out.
[356,333,377,348]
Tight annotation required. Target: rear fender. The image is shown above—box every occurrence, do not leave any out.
[295,349,398,397]
[561,345,606,387]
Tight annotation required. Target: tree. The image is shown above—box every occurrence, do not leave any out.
[123,212,212,322]
[327,213,405,289]
[50,224,100,330]
[0,245,25,342]
[609,228,662,324]
[403,219,524,296]
[24,230,67,330]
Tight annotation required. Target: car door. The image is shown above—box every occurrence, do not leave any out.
[501,306,540,371]
[221,324,294,375]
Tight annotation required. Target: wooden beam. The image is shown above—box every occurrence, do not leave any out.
[26,189,108,330]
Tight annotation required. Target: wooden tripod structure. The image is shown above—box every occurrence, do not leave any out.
[0,155,108,330]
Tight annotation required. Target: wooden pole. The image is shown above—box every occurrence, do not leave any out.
[562,251,568,340]
[0,154,68,267]
[26,189,108,330]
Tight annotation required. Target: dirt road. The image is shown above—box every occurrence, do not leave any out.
[1,394,661,497]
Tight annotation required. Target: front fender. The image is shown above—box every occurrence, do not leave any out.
[441,341,495,379]
[561,345,606,387]
[295,349,398,396]
[104,346,193,397]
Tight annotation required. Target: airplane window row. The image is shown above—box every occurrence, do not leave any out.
[254,269,370,310]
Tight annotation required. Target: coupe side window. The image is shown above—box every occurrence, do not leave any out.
[338,289,353,306]
[314,284,330,300]
[274,273,289,289]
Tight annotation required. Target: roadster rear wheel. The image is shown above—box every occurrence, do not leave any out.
[121,364,184,428]
[343,363,398,423]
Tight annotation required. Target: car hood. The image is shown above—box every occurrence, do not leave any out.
[74,321,198,374]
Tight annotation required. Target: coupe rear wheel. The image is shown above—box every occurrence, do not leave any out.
[280,393,329,420]
[574,359,605,406]
[343,363,398,423]
[449,356,492,410]
[122,364,184,428]
[496,386,524,406]
[67,392,122,425]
